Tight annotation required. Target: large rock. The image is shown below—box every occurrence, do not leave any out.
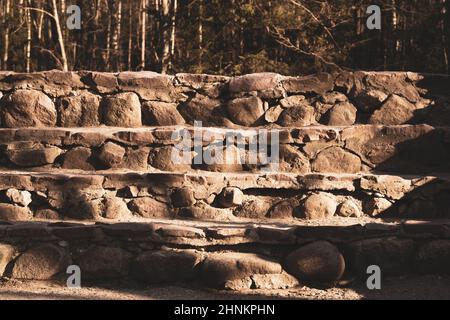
[142,101,185,126]
[282,73,334,95]
[149,146,192,172]
[0,89,57,127]
[5,189,32,207]
[268,198,300,219]
[199,252,282,288]
[369,94,418,125]
[278,104,316,126]
[278,144,311,173]
[299,192,338,220]
[170,187,196,208]
[101,92,142,127]
[132,250,203,283]
[0,204,32,221]
[0,244,15,276]
[325,102,357,126]
[228,73,280,93]
[103,197,131,220]
[200,145,244,172]
[312,147,361,173]
[414,240,450,274]
[62,147,95,170]
[117,71,180,102]
[354,89,388,112]
[128,197,171,218]
[11,244,70,280]
[178,95,226,126]
[218,187,244,208]
[58,91,101,127]
[364,197,393,216]
[77,246,132,279]
[227,96,265,126]
[336,199,362,218]
[97,142,126,168]
[234,196,274,218]
[280,95,307,108]
[345,238,414,275]
[285,241,345,283]
[5,143,62,167]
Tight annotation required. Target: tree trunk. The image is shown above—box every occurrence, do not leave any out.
[169,0,177,71]
[2,0,11,69]
[139,0,147,70]
[127,0,133,70]
[161,0,170,73]
[51,0,69,71]
[26,0,32,72]
[198,0,203,69]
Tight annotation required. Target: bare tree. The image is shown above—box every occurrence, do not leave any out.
[51,0,69,71]
[170,0,177,71]
[139,0,147,70]
[2,0,11,69]
[26,0,31,72]
[161,0,170,73]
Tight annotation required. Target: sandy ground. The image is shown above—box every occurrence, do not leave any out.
[0,275,449,300]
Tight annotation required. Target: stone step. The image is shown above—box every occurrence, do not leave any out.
[0,171,449,222]
[0,219,449,289]
[1,125,449,174]
[0,71,449,128]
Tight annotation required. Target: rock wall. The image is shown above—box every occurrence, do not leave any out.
[0,125,449,174]
[1,70,450,288]
[0,172,448,222]
[0,220,449,288]
[0,71,449,128]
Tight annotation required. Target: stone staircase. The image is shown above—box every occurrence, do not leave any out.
[0,70,449,290]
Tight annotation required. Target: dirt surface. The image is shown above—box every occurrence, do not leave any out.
[0,275,449,300]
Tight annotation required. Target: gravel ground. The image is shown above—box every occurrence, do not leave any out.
[0,275,449,300]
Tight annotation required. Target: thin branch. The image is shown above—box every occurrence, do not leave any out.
[289,0,341,51]
[267,25,342,70]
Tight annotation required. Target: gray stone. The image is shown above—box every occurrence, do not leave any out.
[0,204,32,221]
[171,187,196,208]
[97,142,126,168]
[312,147,361,173]
[5,143,62,167]
[58,91,101,127]
[62,147,95,170]
[11,244,70,280]
[5,189,32,207]
[132,250,203,283]
[0,244,15,276]
[219,187,244,208]
[101,92,142,127]
[325,102,357,126]
[336,199,362,218]
[0,89,57,127]
[77,246,132,279]
[299,192,338,220]
[414,240,450,274]
[346,238,414,275]
[142,101,185,126]
[128,197,171,218]
[369,94,417,125]
[285,241,345,283]
[278,105,316,126]
[200,252,282,288]
[227,96,265,126]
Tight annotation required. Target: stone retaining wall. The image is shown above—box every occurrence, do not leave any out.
[0,221,449,289]
[0,172,448,222]
[0,125,449,174]
[0,71,449,128]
